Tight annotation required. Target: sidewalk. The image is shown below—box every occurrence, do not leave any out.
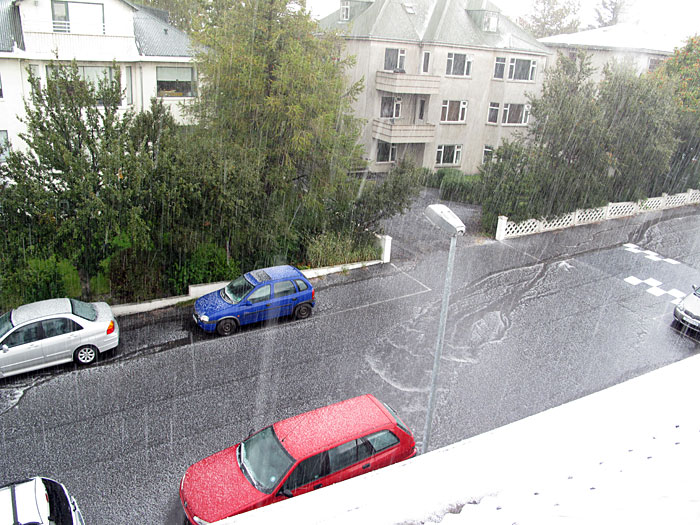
[220,353,700,524]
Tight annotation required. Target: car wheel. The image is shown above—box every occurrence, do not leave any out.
[217,319,239,336]
[74,346,98,365]
[294,303,312,320]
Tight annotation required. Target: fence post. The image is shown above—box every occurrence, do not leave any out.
[496,216,508,241]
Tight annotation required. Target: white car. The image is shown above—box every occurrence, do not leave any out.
[674,285,700,332]
[0,476,85,524]
[0,298,119,379]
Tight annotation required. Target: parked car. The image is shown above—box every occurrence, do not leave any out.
[192,265,315,336]
[180,394,416,524]
[0,298,119,379]
[673,284,700,332]
[0,476,85,524]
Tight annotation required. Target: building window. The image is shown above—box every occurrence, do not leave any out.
[380,96,401,118]
[436,144,462,165]
[52,1,70,32]
[384,48,406,72]
[508,58,536,81]
[124,66,133,105]
[157,66,196,97]
[487,102,499,123]
[0,73,3,98]
[502,103,530,125]
[0,130,8,161]
[52,1,105,34]
[417,99,426,121]
[493,57,506,79]
[340,1,350,21]
[422,52,431,74]
[648,57,664,72]
[377,141,397,163]
[446,53,471,76]
[483,145,494,164]
[440,100,468,123]
[483,11,498,32]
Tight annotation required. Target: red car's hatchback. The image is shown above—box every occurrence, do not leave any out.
[180,395,416,524]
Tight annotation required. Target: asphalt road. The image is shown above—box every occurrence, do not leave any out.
[1,195,699,524]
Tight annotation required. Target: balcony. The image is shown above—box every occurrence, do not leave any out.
[375,71,440,95]
[372,119,436,144]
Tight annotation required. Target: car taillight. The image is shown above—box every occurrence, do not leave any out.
[106,320,115,335]
[312,288,315,301]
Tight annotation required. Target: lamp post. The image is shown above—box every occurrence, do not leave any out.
[422,204,465,454]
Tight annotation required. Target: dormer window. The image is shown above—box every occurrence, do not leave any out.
[483,11,498,32]
[51,1,69,32]
[340,1,350,21]
[52,0,105,35]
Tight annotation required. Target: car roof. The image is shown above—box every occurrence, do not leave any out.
[0,477,48,524]
[11,298,72,326]
[246,265,304,285]
[273,395,392,460]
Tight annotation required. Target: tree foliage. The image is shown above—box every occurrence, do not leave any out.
[476,51,683,233]
[593,0,627,28]
[517,0,580,39]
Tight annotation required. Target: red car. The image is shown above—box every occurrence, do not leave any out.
[180,394,416,524]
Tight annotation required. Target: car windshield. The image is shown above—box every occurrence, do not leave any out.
[0,311,12,340]
[70,299,97,321]
[239,426,294,494]
[223,275,255,303]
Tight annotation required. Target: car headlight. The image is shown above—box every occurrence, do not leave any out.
[200,314,209,322]
[676,304,685,314]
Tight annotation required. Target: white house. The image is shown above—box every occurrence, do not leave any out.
[320,0,551,174]
[0,0,194,154]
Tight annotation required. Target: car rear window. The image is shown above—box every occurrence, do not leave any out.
[41,478,72,525]
[70,299,97,321]
[382,401,411,435]
[294,279,308,292]
[0,311,12,340]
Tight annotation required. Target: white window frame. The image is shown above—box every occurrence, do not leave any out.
[380,96,402,119]
[157,66,196,98]
[487,102,499,124]
[440,100,468,123]
[384,48,406,72]
[483,145,494,164]
[340,0,350,21]
[377,141,397,163]
[436,144,462,166]
[502,103,530,125]
[422,51,431,74]
[493,57,506,79]
[508,58,537,81]
[446,53,471,77]
[483,12,498,32]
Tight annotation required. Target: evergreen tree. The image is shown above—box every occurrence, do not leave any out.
[518,0,580,39]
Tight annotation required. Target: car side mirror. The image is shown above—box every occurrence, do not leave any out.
[1,344,9,353]
[247,428,256,438]
[277,488,293,499]
[693,285,698,292]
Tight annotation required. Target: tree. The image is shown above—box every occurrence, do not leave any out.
[517,0,580,39]
[594,0,627,28]
[138,0,233,34]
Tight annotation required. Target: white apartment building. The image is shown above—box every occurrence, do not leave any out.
[320,0,551,174]
[0,0,194,155]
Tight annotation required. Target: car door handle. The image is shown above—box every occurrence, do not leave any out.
[362,463,370,469]
[313,483,323,490]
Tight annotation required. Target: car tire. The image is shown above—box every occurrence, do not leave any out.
[294,303,312,320]
[74,346,98,365]
[217,319,239,336]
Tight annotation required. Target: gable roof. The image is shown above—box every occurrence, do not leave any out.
[320,0,548,55]
[0,0,192,57]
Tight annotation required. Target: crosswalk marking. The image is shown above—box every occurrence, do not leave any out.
[622,243,680,264]
[624,276,686,304]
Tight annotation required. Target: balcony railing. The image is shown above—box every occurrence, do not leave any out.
[375,71,440,95]
[53,20,70,33]
[371,118,436,144]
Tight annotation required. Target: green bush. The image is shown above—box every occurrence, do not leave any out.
[306,231,381,268]
[168,243,239,296]
[109,249,166,303]
[439,172,483,203]
[0,256,80,310]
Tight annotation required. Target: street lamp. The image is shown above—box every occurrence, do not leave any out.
[422,204,465,454]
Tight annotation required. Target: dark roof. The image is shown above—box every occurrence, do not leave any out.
[320,0,548,55]
[0,0,192,57]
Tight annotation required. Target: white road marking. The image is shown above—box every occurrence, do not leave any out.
[622,243,680,264]
[624,275,687,305]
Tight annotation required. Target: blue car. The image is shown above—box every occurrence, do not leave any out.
[193,265,315,336]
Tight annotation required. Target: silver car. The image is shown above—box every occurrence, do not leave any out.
[673,285,700,332]
[0,298,119,379]
[0,476,85,524]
